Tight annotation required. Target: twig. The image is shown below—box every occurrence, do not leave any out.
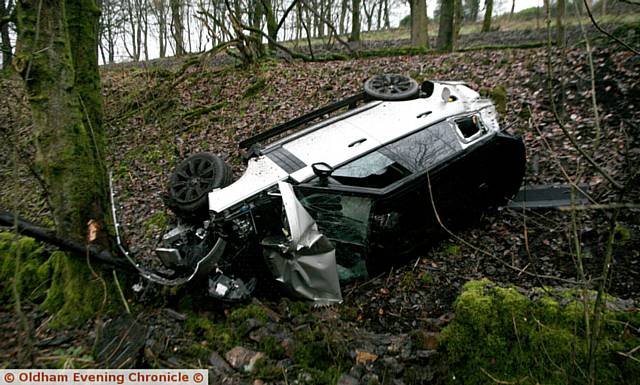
[544,12,623,191]
[425,169,577,284]
[479,367,525,384]
[528,107,598,205]
[582,0,640,55]
[112,269,130,314]
[558,203,640,211]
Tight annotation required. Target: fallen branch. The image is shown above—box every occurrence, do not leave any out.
[0,210,131,269]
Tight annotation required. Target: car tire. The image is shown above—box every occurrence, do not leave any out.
[167,152,233,217]
[364,74,419,101]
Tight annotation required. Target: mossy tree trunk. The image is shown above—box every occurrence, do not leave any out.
[13,0,109,246]
[349,0,360,42]
[170,0,184,56]
[481,0,493,32]
[409,0,429,48]
[437,0,455,51]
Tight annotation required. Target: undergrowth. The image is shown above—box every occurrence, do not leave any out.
[442,279,640,384]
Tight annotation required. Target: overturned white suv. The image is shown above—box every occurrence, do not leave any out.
[129,74,525,304]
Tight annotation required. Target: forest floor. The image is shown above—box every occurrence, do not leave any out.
[0,24,639,384]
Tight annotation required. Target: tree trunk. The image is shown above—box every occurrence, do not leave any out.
[1,0,13,70]
[383,0,389,28]
[453,0,462,49]
[481,0,493,32]
[262,0,278,52]
[349,0,360,42]
[556,0,565,47]
[409,0,429,48]
[467,0,479,22]
[437,0,454,51]
[339,0,347,34]
[171,0,184,56]
[14,0,109,245]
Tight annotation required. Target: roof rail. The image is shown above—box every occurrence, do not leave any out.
[239,92,369,149]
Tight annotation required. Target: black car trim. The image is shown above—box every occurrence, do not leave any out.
[266,147,307,174]
[296,131,522,199]
[240,92,371,149]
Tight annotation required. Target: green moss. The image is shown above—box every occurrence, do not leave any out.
[442,242,461,255]
[179,343,212,362]
[258,335,286,359]
[0,233,117,328]
[181,102,226,120]
[0,233,48,303]
[613,224,632,245]
[185,315,237,352]
[40,251,114,328]
[143,211,168,237]
[481,85,508,114]
[291,325,350,384]
[441,279,640,385]
[243,77,267,99]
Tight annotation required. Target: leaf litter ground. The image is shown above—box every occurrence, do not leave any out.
[0,44,639,380]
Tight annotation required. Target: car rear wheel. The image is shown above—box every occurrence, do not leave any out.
[167,152,233,217]
[364,74,419,101]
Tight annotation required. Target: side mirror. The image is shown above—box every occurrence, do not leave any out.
[311,162,334,185]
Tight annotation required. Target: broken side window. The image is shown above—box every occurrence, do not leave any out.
[384,121,462,173]
[295,190,373,283]
[331,151,411,188]
[454,115,486,142]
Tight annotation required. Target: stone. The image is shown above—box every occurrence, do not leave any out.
[224,346,265,373]
[209,351,233,374]
[336,374,359,385]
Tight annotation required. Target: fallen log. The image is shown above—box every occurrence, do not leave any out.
[0,210,132,270]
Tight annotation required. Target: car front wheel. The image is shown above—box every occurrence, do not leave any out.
[166,152,233,218]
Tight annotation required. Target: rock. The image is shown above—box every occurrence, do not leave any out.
[413,331,440,350]
[380,357,403,375]
[361,373,380,385]
[281,337,295,358]
[209,351,233,374]
[416,350,437,360]
[336,374,359,385]
[240,318,263,336]
[225,346,265,372]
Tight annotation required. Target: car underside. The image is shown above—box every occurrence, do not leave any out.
[112,75,526,304]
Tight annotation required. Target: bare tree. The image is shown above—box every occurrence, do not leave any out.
[339,0,348,33]
[481,0,493,32]
[465,0,480,22]
[557,0,565,47]
[349,0,361,42]
[437,0,455,51]
[171,0,185,56]
[0,0,13,70]
[151,0,170,58]
[98,0,121,64]
[409,0,429,48]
